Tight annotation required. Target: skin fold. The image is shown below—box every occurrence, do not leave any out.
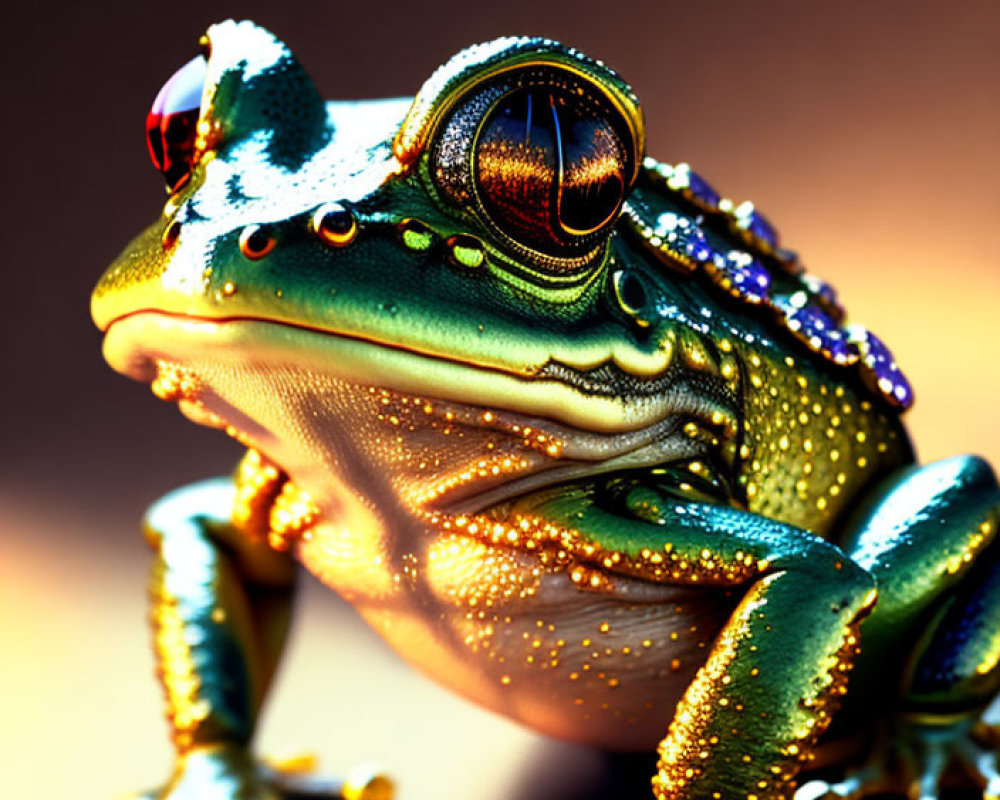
[93,20,1000,800]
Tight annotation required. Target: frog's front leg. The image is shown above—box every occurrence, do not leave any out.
[538,487,878,800]
[797,455,1000,799]
[139,469,397,800]
[136,474,298,800]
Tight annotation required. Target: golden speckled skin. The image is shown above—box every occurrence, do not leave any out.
[93,20,1000,800]
[737,344,909,536]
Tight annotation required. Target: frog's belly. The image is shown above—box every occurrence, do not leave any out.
[298,523,740,751]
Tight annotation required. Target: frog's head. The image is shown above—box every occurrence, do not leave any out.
[93,22,906,544]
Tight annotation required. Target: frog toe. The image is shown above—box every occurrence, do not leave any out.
[955,732,1000,799]
[903,722,1000,799]
[794,730,921,799]
[119,789,157,800]
[794,768,888,800]
[263,762,394,800]
[796,720,1000,800]
[794,777,856,799]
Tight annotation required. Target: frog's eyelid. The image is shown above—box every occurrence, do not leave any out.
[395,36,644,175]
[194,21,330,167]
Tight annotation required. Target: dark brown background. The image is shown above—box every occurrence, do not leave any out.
[2,2,998,797]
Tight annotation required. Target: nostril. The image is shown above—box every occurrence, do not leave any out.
[612,269,648,317]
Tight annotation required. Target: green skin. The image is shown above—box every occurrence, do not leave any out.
[92,20,1000,800]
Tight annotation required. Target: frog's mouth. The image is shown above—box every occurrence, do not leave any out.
[101,311,742,516]
[103,310,739,432]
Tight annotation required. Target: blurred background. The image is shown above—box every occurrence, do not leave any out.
[1,1,998,797]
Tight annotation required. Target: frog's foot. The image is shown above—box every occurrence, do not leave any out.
[123,746,394,800]
[795,720,1000,800]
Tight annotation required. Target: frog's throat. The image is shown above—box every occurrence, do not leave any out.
[102,311,739,438]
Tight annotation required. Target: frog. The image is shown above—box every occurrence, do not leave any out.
[91,19,1000,800]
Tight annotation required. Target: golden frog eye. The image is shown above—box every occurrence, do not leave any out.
[474,86,629,257]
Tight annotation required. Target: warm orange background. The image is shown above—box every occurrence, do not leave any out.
[2,2,998,797]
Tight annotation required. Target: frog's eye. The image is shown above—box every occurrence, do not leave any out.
[146,56,207,193]
[419,50,643,271]
[475,87,629,253]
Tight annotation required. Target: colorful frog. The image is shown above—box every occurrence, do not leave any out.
[92,20,1000,800]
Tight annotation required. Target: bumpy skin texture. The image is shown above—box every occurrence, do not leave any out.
[93,20,1000,800]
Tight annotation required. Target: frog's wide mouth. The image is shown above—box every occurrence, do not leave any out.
[101,310,740,437]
